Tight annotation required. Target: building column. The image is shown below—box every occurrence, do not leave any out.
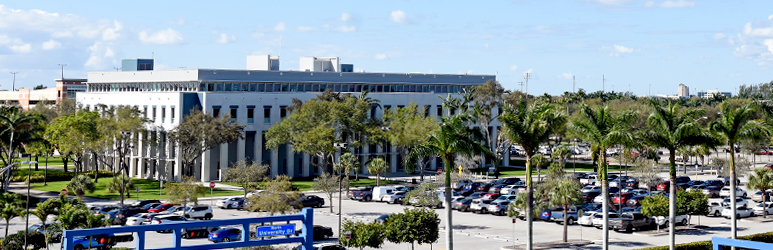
[201,150,211,182]
[237,138,246,162]
[270,150,279,177]
[286,147,295,177]
[302,154,311,177]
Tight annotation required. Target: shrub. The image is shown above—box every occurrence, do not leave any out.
[634,231,773,250]
[1,230,45,250]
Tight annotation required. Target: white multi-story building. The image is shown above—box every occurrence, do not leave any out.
[77,57,497,182]
[678,83,689,97]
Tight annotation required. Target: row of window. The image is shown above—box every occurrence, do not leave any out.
[85,105,177,124]
[88,81,473,94]
[211,105,287,124]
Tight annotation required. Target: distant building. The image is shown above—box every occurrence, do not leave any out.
[0,78,86,110]
[678,83,689,97]
[697,90,732,99]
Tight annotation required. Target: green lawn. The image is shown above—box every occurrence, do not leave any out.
[33,177,244,201]
[222,177,400,192]
[497,159,627,177]
[13,157,65,167]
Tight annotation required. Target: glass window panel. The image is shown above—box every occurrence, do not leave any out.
[304,84,311,92]
[274,83,281,92]
[429,85,436,93]
[396,85,403,92]
[333,84,340,92]
[319,84,327,92]
[250,83,257,92]
[216,83,224,91]
[281,84,288,92]
[258,83,265,92]
[355,84,362,92]
[225,83,232,91]
[265,83,273,92]
[312,84,319,92]
[290,83,297,92]
[376,85,383,92]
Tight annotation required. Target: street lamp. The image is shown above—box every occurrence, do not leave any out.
[120,131,132,207]
[22,160,38,249]
[333,142,347,245]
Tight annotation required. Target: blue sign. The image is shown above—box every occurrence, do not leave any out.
[255,224,295,237]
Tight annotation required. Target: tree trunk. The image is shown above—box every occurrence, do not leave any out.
[764,191,768,219]
[668,149,677,250]
[34,155,39,171]
[730,146,738,240]
[525,153,533,250]
[563,204,568,242]
[376,174,380,186]
[442,154,454,250]
[93,153,100,183]
[63,157,68,172]
[602,153,609,250]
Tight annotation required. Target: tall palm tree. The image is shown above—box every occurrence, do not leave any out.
[748,167,773,218]
[0,108,44,191]
[709,102,770,240]
[411,113,492,250]
[549,178,583,242]
[499,101,566,250]
[568,104,635,250]
[366,158,388,186]
[25,199,58,250]
[1,202,21,238]
[642,101,719,250]
[66,175,96,199]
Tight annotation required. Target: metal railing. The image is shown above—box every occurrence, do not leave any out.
[712,236,773,250]
[63,208,314,250]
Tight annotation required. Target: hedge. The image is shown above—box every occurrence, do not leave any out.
[11,170,114,183]
[635,231,773,250]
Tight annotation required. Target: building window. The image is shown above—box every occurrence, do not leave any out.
[152,106,157,122]
[437,105,442,116]
[213,106,220,117]
[247,107,254,124]
[143,106,148,118]
[161,106,166,123]
[280,106,287,119]
[230,107,238,122]
[171,106,175,123]
[424,105,430,117]
[264,106,271,124]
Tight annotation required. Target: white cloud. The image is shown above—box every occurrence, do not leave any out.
[10,44,31,53]
[606,44,640,57]
[216,33,235,44]
[333,25,356,33]
[765,39,773,54]
[340,13,353,22]
[84,41,115,69]
[509,65,518,71]
[558,72,573,80]
[42,39,61,50]
[390,10,408,24]
[274,22,286,32]
[743,22,773,37]
[101,20,122,41]
[734,16,773,65]
[597,0,629,5]
[297,26,314,32]
[375,53,387,60]
[138,28,184,45]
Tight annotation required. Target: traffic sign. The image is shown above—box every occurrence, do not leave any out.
[512,218,516,224]
[210,181,215,189]
[136,186,140,193]
[61,189,67,195]
[345,231,351,239]
[437,169,442,175]
[255,224,295,237]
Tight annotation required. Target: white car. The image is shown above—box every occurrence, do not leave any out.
[655,214,689,226]
[722,206,754,219]
[469,199,490,214]
[246,190,265,197]
[173,205,213,220]
[216,197,243,209]
[721,198,748,208]
[581,186,601,193]
[752,202,773,216]
[708,201,723,217]
[592,213,619,228]
[125,213,153,226]
[500,185,522,195]
[719,187,748,198]
[581,174,599,186]
[593,194,607,203]
[578,211,599,226]
[383,191,406,204]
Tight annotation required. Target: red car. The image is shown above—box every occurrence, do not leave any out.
[612,193,633,205]
[656,181,669,191]
[147,203,175,213]
[480,193,501,201]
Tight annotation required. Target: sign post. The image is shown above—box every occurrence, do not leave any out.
[345,231,351,240]
[136,186,140,201]
[210,181,215,206]
[61,189,67,196]
[160,180,163,200]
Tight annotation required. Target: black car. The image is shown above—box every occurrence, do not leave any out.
[113,207,145,225]
[296,225,334,241]
[452,198,473,212]
[626,195,646,207]
[28,223,62,242]
[583,191,601,202]
[675,176,691,184]
[130,199,161,208]
[141,203,161,211]
[704,180,725,187]
[686,180,704,186]
[492,177,521,185]
[301,195,325,208]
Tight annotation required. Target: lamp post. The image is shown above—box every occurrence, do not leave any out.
[333,142,347,245]
[23,160,38,249]
[10,72,18,91]
[381,126,390,181]
[120,131,132,207]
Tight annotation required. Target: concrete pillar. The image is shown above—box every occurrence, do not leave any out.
[286,147,295,177]
[201,150,211,182]
[303,154,311,177]
[270,149,279,177]
[237,138,246,162]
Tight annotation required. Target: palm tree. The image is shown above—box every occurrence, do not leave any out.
[366,158,388,186]
[0,108,45,191]
[642,101,719,250]
[552,145,572,167]
[568,104,635,250]
[710,102,770,240]
[84,213,110,228]
[748,167,773,218]
[53,203,88,230]
[549,178,583,242]
[499,101,566,250]
[410,113,492,250]
[66,175,96,199]
[25,199,58,249]
[106,175,134,198]
[1,202,21,238]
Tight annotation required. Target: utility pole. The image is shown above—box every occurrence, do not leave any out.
[518,81,524,93]
[573,76,576,93]
[602,74,605,92]
[10,72,18,91]
[524,72,531,98]
[58,64,67,81]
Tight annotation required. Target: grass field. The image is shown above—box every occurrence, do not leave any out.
[222,176,401,191]
[496,159,627,177]
[33,177,243,200]
[13,157,65,167]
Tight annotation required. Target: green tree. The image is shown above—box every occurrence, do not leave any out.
[404,182,441,208]
[552,145,572,167]
[66,175,96,199]
[748,167,773,218]
[311,172,339,213]
[410,113,492,250]
[641,193,669,233]
[708,102,769,240]
[0,108,45,191]
[549,178,583,242]
[222,160,269,199]
[168,108,245,178]
[1,202,21,238]
[340,219,385,250]
[105,175,134,199]
[470,80,509,173]
[44,110,101,173]
[384,208,440,250]
[165,176,204,217]
[677,190,708,226]
[52,203,88,231]
[642,101,718,250]
[24,198,58,248]
[499,101,566,250]
[245,175,302,215]
[383,103,438,176]
[367,158,388,186]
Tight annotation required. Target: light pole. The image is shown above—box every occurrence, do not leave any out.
[381,126,391,181]
[120,131,132,207]
[22,160,38,249]
[10,72,18,91]
[333,142,347,245]
[58,64,67,81]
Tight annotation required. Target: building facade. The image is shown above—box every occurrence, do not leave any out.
[678,83,689,97]
[0,78,86,110]
[77,57,498,182]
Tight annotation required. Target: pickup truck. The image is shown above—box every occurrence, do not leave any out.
[550,206,579,225]
[708,201,723,217]
[347,186,374,202]
[580,174,599,186]
[609,212,656,233]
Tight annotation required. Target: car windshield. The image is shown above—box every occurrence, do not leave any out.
[153,204,165,209]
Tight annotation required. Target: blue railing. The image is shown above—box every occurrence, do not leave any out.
[712,237,773,250]
[63,208,314,250]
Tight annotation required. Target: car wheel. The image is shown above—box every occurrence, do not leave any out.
[365,196,372,202]
[766,211,769,216]
[681,219,688,225]
[228,204,233,209]
[567,218,574,225]
[223,237,230,242]
[205,214,213,220]
[74,245,84,250]
[714,211,721,217]
[626,225,633,233]
[737,214,741,220]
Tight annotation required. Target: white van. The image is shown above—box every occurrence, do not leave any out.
[373,186,397,202]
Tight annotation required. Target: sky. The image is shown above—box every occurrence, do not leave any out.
[1,0,772,96]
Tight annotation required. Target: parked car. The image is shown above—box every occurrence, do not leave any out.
[581,174,599,186]
[578,211,599,226]
[126,213,153,226]
[174,205,214,220]
[383,191,406,204]
[722,206,754,219]
[704,180,725,187]
[592,213,620,228]
[612,193,634,205]
[500,185,523,195]
[488,200,510,216]
[708,201,723,217]
[609,212,656,233]
[70,234,117,250]
[373,186,397,202]
[493,177,522,185]
[130,200,161,209]
[488,184,507,194]
[113,207,145,225]
[675,176,691,184]
[216,197,244,209]
[93,206,119,215]
[654,214,689,227]
[148,203,176,213]
[626,195,646,207]
[753,202,773,216]
[583,191,601,203]
[295,225,334,241]
[292,243,347,250]
[348,186,374,201]
[656,181,669,191]
[140,203,162,211]
[208,228,243,243]
[469,199,491,214]
[551,206,579,224]
[721,198,749,208]
[751,190,773,203]
[28,223,61,242]
[374,214,392,224]
[452,198,473,212]
[702,186,723,198]
[719,187,747,198]
[300,195,325,208]
[582,186,602,194]
[152,215,218,236]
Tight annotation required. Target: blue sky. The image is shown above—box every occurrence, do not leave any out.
[1,0,772,96]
